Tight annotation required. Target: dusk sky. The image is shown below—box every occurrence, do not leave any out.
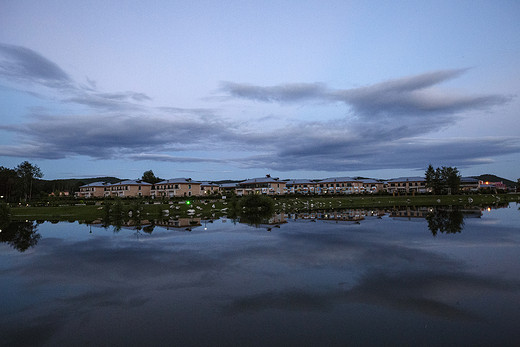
[1,1,519,181]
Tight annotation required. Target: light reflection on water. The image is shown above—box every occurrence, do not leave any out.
[1,203,519,346]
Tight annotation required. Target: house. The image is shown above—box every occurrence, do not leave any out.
[103,180,152,197]
[317,177,363,194]
[460,177,479,192]
[357,178,384,194]
[151,178,201,198]
[479,180,507,191]
[236,175,286,195]
[75,181,110,198]
[285,179,317,194]
[200,182,221,195]
[219,183,239,195]
[384,177,429,194]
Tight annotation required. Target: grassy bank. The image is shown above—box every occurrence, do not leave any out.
[5,193,519,221]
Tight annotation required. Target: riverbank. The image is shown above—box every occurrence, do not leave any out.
[5,193,518,221]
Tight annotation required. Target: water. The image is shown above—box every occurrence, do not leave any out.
[1,204,520,346]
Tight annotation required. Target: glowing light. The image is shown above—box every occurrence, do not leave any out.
[485,181,489,185]
[487,207,491,212]
[186,201,191,205]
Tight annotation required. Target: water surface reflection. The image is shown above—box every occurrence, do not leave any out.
[1,204,519,345]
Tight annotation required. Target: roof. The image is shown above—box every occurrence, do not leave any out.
[240,177,283,184]
[386,176,426,183]
[285,179,315,185]
[357,178,381,184]
[200,182,219,187]
[79,181,109,188]
[109,180,152,186]
[461,177,479,183]
[219,183,238,188]
[157,178,199,184]
[318,177,358,183]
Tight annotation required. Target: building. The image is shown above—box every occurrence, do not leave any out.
[460,177,479,192]
[200,182,221,195]
[479,180,507,191]
[76,181,110,198]
[385,177,429,194]
[285,179,317,194]
[236,175,286,195]
[317,177,363,194]
[358,178,384,194]
[151,178,201,198]
[103,180,152,197]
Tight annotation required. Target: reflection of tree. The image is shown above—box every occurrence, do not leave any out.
[238,195,275,227]
[426,207,465,236]
[0,221,40,252]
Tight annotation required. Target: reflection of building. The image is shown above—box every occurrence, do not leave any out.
[385,177,429,194]
[151,178,201,198]
[155,218,202,228]
[291,209,387,221]
[390,207,431,219]
[236,175,286,195]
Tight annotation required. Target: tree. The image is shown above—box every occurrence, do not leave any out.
[141,170,161,184]
[425,164,441,194]
[0,166,20,202]
[16,161,43,201]
[425,165,461,195]
[441,166,461,195]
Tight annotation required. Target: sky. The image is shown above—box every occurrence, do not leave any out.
[0,1,519,181]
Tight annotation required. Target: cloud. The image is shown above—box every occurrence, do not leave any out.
[128,153,227,163]
[0,114,233,159]
[0,43,72,88]
[222,69,511,120]
[221,81,327,102]
[1,44,518,173]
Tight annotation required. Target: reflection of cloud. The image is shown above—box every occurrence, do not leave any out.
[2,220,520,345]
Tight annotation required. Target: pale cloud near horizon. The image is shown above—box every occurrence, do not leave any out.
[0,43,518,175]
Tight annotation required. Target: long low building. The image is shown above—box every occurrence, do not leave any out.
[76,180,151,198]
[76,175,468,198]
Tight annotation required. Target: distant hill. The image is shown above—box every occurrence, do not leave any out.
[470,174,517,188]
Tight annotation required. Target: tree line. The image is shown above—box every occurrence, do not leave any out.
[0,161,43,202]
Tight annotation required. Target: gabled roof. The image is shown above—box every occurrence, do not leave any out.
[285,179,315,186]
[157,178,199,184]
[357,178,381,184]
[200,182,219,187]
[318,177,358,183]
[110,180,152,186]
[461,177,479,183]
[220,183,238,188]
[386,176,426,183]
[79,181,109,188]
[240,177,283,184]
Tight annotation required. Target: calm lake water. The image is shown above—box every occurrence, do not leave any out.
[1,204,520,346]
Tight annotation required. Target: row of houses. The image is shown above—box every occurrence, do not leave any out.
[75,175,489,199]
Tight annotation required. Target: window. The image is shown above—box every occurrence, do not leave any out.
[175,184,179,189]
[188,184,191,189]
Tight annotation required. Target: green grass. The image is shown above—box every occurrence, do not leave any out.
[6,194,519,221]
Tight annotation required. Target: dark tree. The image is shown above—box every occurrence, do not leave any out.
[425,165,461,195]
[141,170,161,184]
[16,161,43,201]
[0,166,20,202]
